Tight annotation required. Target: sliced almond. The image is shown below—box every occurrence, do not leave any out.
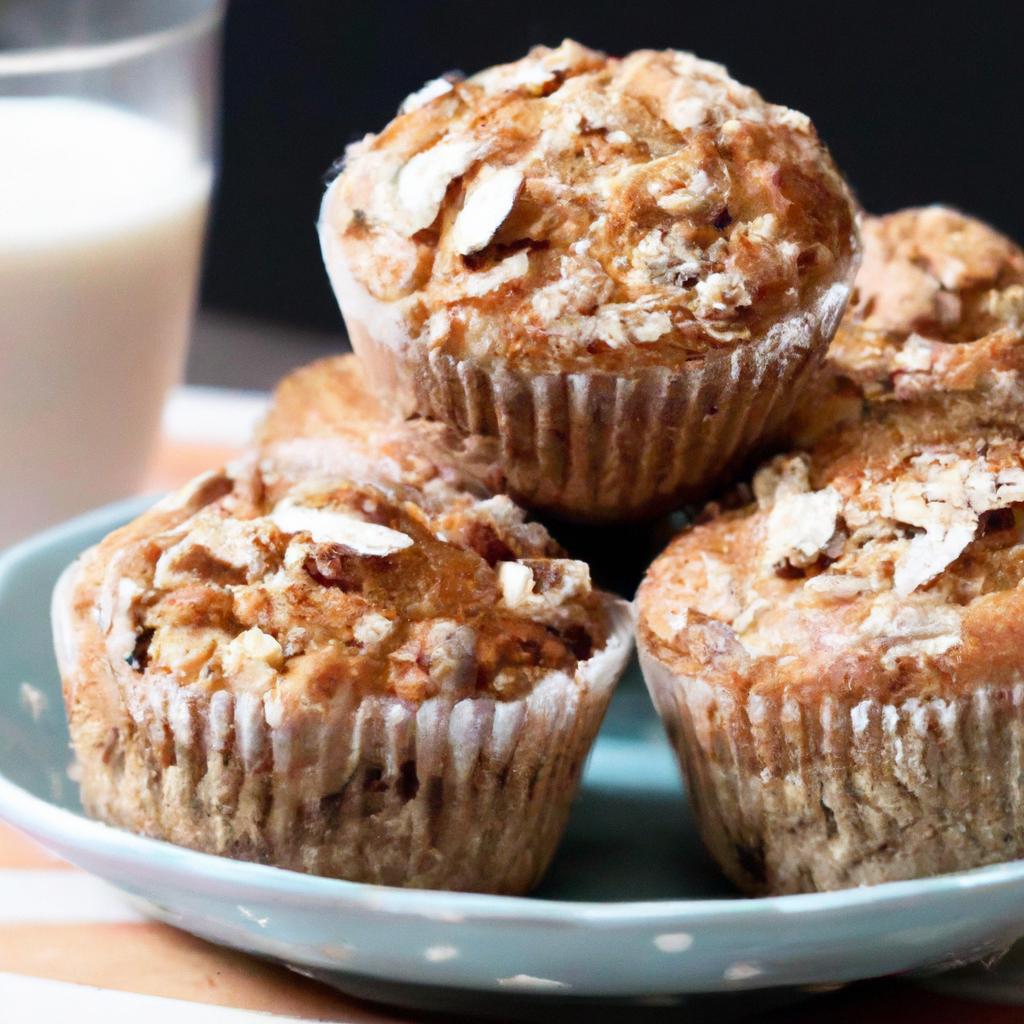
[396,139,479,235]
[270,502,413,556]
[398,77,454,115]
[450,167,524,255]
[460,250,530,297]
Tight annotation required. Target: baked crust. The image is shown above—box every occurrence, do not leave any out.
[315,42,859,522]
[56,433,633,891]
[73,462,610,702]
[322,41,857,372]
[788,207,1024,446]
[637,408,1024,893]
[256,353,505,506]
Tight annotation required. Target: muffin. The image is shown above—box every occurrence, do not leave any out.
[255,352,505,506]
[786,206,1024,447]
[54,450,632,893]
[318,40,860,522]
[637,403,1024,894]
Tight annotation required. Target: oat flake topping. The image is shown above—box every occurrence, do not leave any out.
[322,40,858,372]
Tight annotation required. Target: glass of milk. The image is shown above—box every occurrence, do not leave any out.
[0,0,223,547]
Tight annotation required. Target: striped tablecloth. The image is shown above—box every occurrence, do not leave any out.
[2,386,1020,1023]
[0,821,406,1022]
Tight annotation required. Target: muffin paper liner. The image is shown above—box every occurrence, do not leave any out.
[640,641,1024,895]
[54,558,633,895]
[323,231,852,522]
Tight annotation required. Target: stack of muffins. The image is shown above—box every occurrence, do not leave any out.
[54,40,1024,897]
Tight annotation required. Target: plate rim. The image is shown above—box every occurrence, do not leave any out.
[4,496,1024,931]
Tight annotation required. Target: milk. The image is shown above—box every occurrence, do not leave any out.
[0,97,212,546]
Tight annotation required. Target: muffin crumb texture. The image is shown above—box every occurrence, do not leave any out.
[126,466,607,705]
[324,40,857,372]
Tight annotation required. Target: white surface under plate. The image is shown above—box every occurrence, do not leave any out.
[1,498,1024,1018]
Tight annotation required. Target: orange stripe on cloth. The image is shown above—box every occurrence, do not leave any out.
[0,922,408,1023]
[0,823,69,870]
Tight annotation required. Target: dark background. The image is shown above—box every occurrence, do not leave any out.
[199,1,1024,335]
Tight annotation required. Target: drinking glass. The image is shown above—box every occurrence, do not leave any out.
[0,0,223,546]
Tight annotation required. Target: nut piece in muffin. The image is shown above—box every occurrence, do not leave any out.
[319,40,860,521]
[54,456,632,894]
[787,206,1024,446]
[637,409,1024,894]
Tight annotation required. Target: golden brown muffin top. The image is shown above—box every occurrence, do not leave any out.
[638,413,1024,702]
[321,40,858,373]
[255,354,505,507]
[850,206,1024,342]
[788,208,1024,445]
[78,460,611,709]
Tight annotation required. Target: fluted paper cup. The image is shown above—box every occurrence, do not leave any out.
[324,220,852,523]
[639,635,1024,895]
[55,555,633,895]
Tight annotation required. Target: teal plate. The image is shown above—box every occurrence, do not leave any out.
[1,498,1024,1020]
